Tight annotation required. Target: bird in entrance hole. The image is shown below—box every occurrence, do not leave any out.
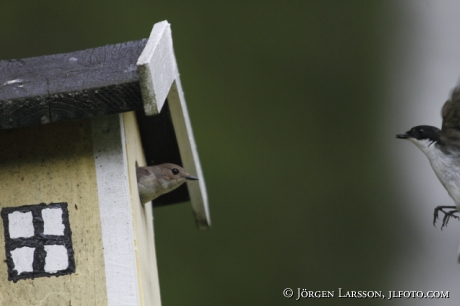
[136,163,198,204]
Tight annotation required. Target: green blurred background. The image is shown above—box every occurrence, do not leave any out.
[2,1,459,305]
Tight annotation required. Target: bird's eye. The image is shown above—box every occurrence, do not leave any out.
[171,168,179,175]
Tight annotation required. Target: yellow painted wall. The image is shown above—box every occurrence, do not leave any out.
[123,111,162,306]
[0,120,107,306]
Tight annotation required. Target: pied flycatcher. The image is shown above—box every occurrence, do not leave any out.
[396,85,460,229]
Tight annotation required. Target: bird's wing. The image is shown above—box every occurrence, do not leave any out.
[442,86,460,131]
[136,167,151,181]
[441,86,460,144]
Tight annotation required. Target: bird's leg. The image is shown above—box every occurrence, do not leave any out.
[441,209,459,230]
[433,206,455,226]
[433,206,458,229]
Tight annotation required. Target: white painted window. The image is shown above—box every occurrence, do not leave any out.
[1,203,75,282]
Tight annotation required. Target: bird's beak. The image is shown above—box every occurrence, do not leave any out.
[186,175,199,180]
[396,133,409,139]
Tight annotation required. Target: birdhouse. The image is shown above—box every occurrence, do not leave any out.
[0,21,209,305]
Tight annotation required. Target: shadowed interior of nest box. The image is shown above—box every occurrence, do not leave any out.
[136,99,191,207]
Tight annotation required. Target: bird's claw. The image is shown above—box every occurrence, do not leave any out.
[433,206,459,230]
[441,211,459,230]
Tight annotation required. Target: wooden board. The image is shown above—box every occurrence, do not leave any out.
[167,80,210,229]
[0,40,147,129]
[137,20,176,115]
[136,21,210,229]
[123,111,162,306]
[91,114,142,305]
[0,119,107,305]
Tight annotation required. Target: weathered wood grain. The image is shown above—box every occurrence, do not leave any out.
[0,40,147,129]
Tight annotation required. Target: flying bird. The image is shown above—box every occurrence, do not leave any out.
[396,85,460,229]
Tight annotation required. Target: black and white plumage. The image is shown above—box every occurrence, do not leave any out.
[397,86,460,229]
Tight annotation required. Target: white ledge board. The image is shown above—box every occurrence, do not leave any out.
[137,21,210,229]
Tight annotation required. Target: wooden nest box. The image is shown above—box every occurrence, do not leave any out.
[0,21,209,305]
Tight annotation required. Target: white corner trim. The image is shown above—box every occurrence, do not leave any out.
[91,114,140,306]
[137,20,178,115]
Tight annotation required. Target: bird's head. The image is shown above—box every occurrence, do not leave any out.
[136,163,199,204]
[396,125,441,153]
[156,163,198,189]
